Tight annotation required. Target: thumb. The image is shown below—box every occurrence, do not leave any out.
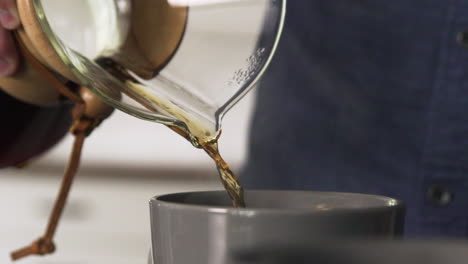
[0,26,19,76]
[0,0,19,30]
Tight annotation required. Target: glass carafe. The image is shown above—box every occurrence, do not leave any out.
[35,0,285,143]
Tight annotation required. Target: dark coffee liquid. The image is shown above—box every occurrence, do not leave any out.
[201,141,245,208]
[169,125,246,208]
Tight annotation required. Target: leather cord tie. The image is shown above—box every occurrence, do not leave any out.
[9,29,113,262]
[11,103,103,261]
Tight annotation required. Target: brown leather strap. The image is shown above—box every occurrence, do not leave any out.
[9,26,112,262]
[10,104,101,261]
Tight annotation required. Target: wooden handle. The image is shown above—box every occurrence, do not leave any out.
[110,0,188,79]
[0,36,61,105]
[0,0,78,105]
[16,0,78,81]
[0,0,187,105]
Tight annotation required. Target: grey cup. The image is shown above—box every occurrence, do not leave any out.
[149,190,404,264]
[231,240,468,264]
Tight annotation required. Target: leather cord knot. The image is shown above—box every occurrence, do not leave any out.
[70,112,103,137]
[33,238,56,255]
[11,238,56,260]
[10,30,113,263]
[10,104,91,261]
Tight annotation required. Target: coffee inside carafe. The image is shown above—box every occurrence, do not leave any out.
[87,0,246,207]
[39,0,284,208]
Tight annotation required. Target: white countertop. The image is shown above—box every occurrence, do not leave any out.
[0,166,222,264]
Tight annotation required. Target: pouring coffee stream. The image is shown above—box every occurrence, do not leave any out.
[97,57,246,207]
[102,64,248,208]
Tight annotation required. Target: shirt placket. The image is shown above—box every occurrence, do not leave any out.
[419,0,468,237]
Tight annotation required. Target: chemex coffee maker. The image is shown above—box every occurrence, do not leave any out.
[0,0,286,262]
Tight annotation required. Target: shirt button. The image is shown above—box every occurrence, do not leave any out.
[427,185,452,206]
[457,31,468,49]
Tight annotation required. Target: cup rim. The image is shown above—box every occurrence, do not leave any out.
[149,190,404,215]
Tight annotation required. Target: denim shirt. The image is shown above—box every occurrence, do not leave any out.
[242,0,468,237]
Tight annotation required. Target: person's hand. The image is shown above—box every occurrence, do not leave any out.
[0,0,20,76]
